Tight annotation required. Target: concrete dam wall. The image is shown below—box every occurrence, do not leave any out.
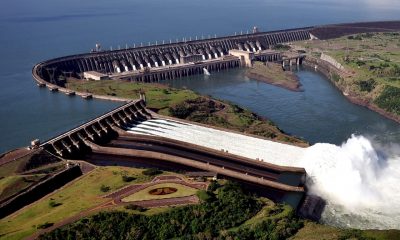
[33,27,311,87]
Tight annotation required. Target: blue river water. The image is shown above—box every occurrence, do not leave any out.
[164,68,400,145]
[0,0,400,152]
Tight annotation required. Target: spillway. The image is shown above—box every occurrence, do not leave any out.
[128,118,307,166]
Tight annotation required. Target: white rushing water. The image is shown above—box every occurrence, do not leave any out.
[129,119,400,229]
[128,118,306,164]
[299,135,400,229]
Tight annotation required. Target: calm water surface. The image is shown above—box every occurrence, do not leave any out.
[1,0,400,152]
[164,68,400,145]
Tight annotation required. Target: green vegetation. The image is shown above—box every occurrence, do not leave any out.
[124,204,147,212]
[331,72,341,82]
[100,184,111,192]
[122,175,136,182]
[37,182,304,240]
[142,168,163,176]
[66,80,199,110]
[0,150,62,178]
[292,221,400,240]
[246,62,300,91]
[36,222,54,230]
[0,150,65,202]
[48,200,62,208]
[297,32,400,118]
[207,180,220,192]
[2,167,399,240]
[196,189,212,202]
[358,78,377,92]
[121,183,198,202]
[0,166,157,240]
[0,174,46,201]
[374,85,400,115]
[66,79,307,146]
[272,43,291,51]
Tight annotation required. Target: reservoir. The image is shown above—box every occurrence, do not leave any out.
[1,0,400,152]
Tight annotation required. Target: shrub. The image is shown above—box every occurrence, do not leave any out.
[142,168,162,176]
[358,78,376,92]
[331,73,341,82]
[122,175,136,182]
[100,184,111,192]
[37,222,54,229]
[168,102,195,118]
[355,60,366,66]
[374,85,400,115]
[125,204,147,212]
[196,190,213,202]
[354,34,363,40]
[48,200,62,208]
[207,180,221,192]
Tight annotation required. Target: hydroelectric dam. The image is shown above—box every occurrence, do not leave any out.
[36,99,308,209]
[32,20,400,101]
[27,20,400,218]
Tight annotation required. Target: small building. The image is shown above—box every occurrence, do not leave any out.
[229,49,254,67]
[180,54,203,64]
[83,71,109,81]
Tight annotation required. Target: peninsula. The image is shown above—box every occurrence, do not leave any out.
[246,61,301,91]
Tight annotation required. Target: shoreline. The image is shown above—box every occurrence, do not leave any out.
[303,57,400,124]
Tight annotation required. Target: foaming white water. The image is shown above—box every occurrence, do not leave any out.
[300,135,400,229]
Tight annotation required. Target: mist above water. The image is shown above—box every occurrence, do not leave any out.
[300,135,400,229]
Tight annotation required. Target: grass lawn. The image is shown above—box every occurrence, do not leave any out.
[66,80,199,110]
[0,174,47,202]
[0,150,65,202]
[122,182,198,202]
[0,157,28,178]
[0,166,155,240]
[291,221,342,240]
